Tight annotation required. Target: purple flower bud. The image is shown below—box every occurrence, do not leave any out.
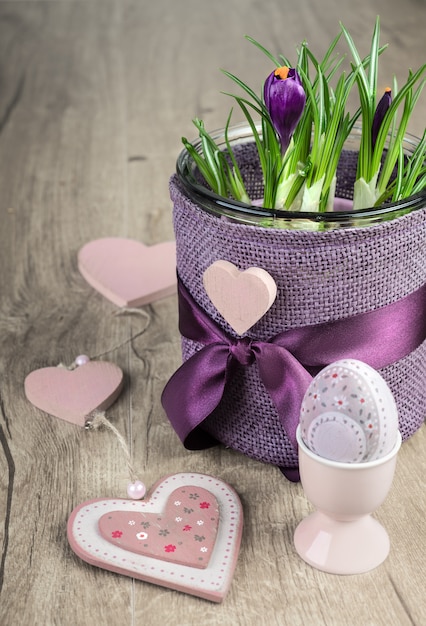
[264,66,306,155]
[372,88,392,149]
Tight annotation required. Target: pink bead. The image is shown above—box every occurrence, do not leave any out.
[75,355,90,367]
[127,480,146,500]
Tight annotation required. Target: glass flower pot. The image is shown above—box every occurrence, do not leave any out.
[164,123,426,480]
[176,122,426,228]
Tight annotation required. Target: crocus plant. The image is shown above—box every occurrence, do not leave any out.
[182,18,425,214]
[263,66,306,157]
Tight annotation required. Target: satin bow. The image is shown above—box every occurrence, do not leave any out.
[162,278,425,471]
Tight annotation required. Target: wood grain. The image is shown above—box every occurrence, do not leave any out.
[0,0,425,624]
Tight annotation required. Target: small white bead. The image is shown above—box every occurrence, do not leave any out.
[75,355,90,366]
[127,480,146,500]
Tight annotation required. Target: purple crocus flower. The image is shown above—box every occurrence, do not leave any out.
[372,88,392,149]
[264,66,306,155]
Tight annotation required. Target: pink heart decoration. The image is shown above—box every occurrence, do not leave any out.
[99,485,219,569]
[24,361,124,426]
[67,473,243,603]
[78,238,177,307]
[203,260,277,335]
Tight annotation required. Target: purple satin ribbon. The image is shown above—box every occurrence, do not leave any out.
[162,278,426,462]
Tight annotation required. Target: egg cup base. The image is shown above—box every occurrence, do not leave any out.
[294,510,390,575]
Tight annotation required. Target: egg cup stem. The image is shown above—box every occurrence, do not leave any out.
[294,427,401,575]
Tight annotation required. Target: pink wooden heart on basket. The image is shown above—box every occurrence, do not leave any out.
[78,238,176,307]
[67,473,243,603]
[203,260,277,335]
[24,361,124,426]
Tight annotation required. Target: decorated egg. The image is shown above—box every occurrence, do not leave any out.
[299,359,399,463]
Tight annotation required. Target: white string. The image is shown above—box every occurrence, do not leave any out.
[85,411,138,483]
[54,308,150,486]
[93,308,151,359]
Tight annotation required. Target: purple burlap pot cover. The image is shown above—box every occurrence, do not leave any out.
[166,174,426,475]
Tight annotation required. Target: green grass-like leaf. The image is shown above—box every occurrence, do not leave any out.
[182,18,424,214]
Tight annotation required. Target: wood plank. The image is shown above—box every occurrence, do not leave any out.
[0,2,135,624]
[0,0,424,624]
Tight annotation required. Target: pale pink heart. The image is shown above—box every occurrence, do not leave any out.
[203,260,277,335]
[78,238,176,307]
[24,361,124,426]
[67,473,243,603]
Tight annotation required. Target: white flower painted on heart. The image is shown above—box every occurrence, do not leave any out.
[136,531,148,541]
[333,395,349,409]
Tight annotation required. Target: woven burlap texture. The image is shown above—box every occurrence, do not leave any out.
[170,160,426,469]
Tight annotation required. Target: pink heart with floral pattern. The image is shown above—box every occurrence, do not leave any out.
[67,473,243,603]
[99,485,218,568]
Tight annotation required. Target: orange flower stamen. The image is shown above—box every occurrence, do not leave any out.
[274,66,290,80]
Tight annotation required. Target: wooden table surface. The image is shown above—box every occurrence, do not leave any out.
[0,1,425,624]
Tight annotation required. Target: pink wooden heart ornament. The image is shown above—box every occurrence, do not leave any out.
[67,473,243,603]
[99,485,219,569]
[24,361,124,426]
[203,260,277,335]
[78,238,177,307]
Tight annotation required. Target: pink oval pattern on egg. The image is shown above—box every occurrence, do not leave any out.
[300,359,399,463]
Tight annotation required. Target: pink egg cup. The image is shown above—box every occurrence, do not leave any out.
[294,425,401,575]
